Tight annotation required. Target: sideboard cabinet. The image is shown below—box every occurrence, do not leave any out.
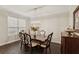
[61,32,79,54]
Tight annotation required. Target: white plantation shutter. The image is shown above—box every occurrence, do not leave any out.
[8,16,26,36]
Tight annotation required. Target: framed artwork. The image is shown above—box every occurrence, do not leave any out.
[73,6,79,31]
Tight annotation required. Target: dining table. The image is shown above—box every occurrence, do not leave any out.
[31,35,47,45]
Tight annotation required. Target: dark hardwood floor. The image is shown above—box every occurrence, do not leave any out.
[0,41,61,54]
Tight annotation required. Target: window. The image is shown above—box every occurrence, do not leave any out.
[18,19,26,32]
[8,16,26,36]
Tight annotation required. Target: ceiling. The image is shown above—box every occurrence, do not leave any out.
[0,5,72,18]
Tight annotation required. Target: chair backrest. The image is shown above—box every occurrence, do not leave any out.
[46,32,53,46]
[19,32,24,41]
[24,33,32,45]
[40,30,46,37]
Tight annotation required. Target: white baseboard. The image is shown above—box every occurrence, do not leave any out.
[0,39,20,46]
[51,41,61,44]
[0,38,61,46]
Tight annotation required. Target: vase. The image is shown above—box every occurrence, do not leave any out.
[33,31,36,39]
[34,35,36,39]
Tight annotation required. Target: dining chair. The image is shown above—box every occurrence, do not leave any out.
[24,33,38,53]
[19,32,25,49]
[40,32,53,54]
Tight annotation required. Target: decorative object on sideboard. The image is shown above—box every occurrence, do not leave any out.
[65,25,75,36]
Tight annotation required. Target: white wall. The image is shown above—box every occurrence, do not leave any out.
[0,10,8,45]
[31,12,69,44]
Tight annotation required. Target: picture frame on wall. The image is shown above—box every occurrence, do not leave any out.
[73,6,79,31]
